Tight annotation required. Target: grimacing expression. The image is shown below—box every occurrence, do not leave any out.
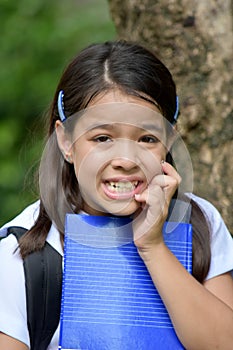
[57,92,173,216]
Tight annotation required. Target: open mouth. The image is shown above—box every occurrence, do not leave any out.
[106,181,139,193]
[102,180,143,199]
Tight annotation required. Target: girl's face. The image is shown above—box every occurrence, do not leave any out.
[57,90,170,216]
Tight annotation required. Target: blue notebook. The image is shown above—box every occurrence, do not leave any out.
[59,214,192,350]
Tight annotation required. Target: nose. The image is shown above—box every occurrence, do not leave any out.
[111,157,138,171]
[110,139,139,171]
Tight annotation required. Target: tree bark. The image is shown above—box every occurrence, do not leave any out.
[108,0,233,233]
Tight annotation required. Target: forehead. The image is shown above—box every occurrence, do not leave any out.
[69,102,166,134]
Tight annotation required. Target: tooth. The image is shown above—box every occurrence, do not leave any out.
[107,181,139,192]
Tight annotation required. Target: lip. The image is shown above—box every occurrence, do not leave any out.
[101,176,146,200]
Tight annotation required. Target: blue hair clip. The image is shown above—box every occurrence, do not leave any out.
[57,90,67,122]
[172,96,179,124]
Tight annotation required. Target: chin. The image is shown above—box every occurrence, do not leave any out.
[105,201,140,217]
[83,196,140,217]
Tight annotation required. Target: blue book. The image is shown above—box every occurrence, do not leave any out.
[59,214,192,350]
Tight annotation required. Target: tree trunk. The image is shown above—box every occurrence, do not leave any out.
[108,0,233,233]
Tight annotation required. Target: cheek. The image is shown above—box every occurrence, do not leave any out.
[149,144,167,163]
[73,148,105,193]
[73,142,114,183]
[137,146,165,181]
[71,141,93,176]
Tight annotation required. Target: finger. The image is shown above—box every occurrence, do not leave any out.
[148,174,179,204]
[152,174,180,190]
[161,161,182,184]
[135,184,164,206]
[135,174,177,203]
[134,189,149,203]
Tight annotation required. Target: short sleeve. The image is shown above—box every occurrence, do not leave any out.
[0,234,30,347]
[0,200,40,238]
[191,194,233,280]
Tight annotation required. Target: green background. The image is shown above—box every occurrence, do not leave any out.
[0,0,116,225]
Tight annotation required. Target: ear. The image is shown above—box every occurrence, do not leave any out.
[55,120,73,163]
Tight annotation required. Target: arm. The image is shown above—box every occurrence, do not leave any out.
[0,333,29,350]
[134,161,233,350]
[0,236,30,350]
[140,243,233,350]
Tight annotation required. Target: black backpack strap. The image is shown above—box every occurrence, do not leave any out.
[7,226,28,240]
[7,226,62,350]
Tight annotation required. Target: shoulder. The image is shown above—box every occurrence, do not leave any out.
[188,193,221,218]
[0,200,41,267]
[0,200,40,238]
[187,193,232,242]
[188,193,233,280]
[187,193,228,233]
[0,200,63,256]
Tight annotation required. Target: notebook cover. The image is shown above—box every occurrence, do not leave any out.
[59,214,192,350]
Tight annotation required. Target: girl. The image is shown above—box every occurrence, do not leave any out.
[0,40,233,350]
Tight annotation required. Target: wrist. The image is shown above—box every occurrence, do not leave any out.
[137,239,167,264]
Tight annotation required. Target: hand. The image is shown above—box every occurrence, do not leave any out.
[133,161,181,253]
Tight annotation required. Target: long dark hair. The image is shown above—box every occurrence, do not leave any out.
[19,40,210,283]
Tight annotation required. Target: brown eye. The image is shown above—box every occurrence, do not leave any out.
[93,135,112,143]
[139,135,159,143]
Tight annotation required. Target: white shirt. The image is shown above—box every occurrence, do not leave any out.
[0,202,62,349]
[0,196,233,349]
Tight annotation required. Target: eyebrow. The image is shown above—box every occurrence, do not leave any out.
[139,123,164,133]
[85,123,115,132]
[85,122,164,133]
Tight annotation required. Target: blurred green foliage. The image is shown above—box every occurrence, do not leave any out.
[0,0,116,225]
